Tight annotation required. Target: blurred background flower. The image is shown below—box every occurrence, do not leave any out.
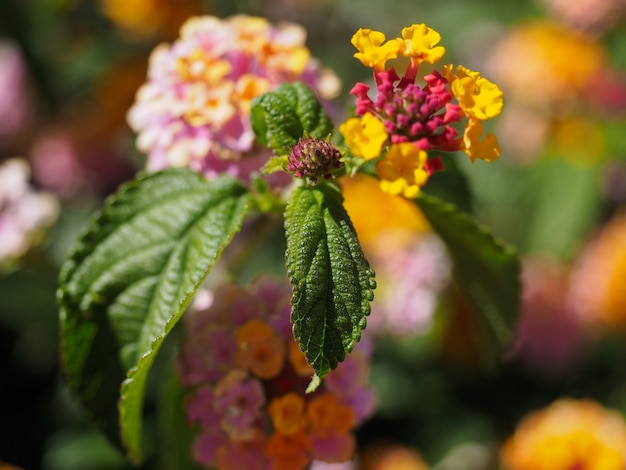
[177,276,376,470]
[501,398,626,470]
[0,158,59,269]
[127,14,340,183]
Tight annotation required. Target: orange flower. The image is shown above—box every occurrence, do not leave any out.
[307,394,355,437]
[501,399,626,470]
[268,393,308,435]
[236,319,286,379]
[570,212,626,328]
[266,429,312,470]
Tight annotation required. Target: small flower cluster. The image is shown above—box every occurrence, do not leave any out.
[501,398,626,470]
[340,24,503,198]
[127,15,340,183]
[0,159,59,268]
[177,277,375,470]
[288,136,343,183]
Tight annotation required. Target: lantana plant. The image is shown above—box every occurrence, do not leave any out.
[57,16,520,467]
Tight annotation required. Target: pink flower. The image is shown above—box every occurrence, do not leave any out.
[186,385,220,427]
[367,233,451,336]
[214,370,266,440]
[0,41,31,142]
[127,15,340,184]
[0,159,59,268]
[309,460,355,470]
[510,257,587,373]
[193,429,227,467]
[311,433,356,463]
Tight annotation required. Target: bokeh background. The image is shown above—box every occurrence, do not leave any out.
[2,0,626,469]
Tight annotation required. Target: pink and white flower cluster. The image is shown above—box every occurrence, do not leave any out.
[127,15,340,183]
[0,159,59,267]
[177,276,376,470]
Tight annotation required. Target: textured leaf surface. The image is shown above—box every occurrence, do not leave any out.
[415,193,520,364]
[58,169,249,462]
[250,81,333,153]
[285,184,375,378]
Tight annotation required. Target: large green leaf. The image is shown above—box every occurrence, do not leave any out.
[58,169,250,463]
[285,183,375,378]
[415,193,520,365]
[250,81,333,154]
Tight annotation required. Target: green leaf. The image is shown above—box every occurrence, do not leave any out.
[58,168,250,463]
[415,193,520,365]
[285,183,375,378]
[250,81,333,154]
[156,353,204,470]
[521,157,601,258]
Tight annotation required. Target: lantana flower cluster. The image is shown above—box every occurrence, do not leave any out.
[0,159,59,268]
[177,277,376,470]
[501,398,626,470]
[127,15,340,183]
[340,24,503,198]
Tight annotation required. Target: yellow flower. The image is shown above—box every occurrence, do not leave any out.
[339,112,388,160]
[501,399,626,470]
[235,74,271,114]
[486,21,606,107]
[401,23,446,64]
[444,64,503,121]
[376,143,429,199]
[351,28,403,71]
[463,118,501,163]
[340,174,430,249]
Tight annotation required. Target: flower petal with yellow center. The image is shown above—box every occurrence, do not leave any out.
[339,112,388,160]
[376,142,429,199]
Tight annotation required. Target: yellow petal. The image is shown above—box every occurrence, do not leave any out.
[463,118,501,162]
[339,113,388,160]
[351,28,402,70]
[401,23,446,64]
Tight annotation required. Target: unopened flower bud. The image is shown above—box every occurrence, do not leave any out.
[287,137,343,183]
